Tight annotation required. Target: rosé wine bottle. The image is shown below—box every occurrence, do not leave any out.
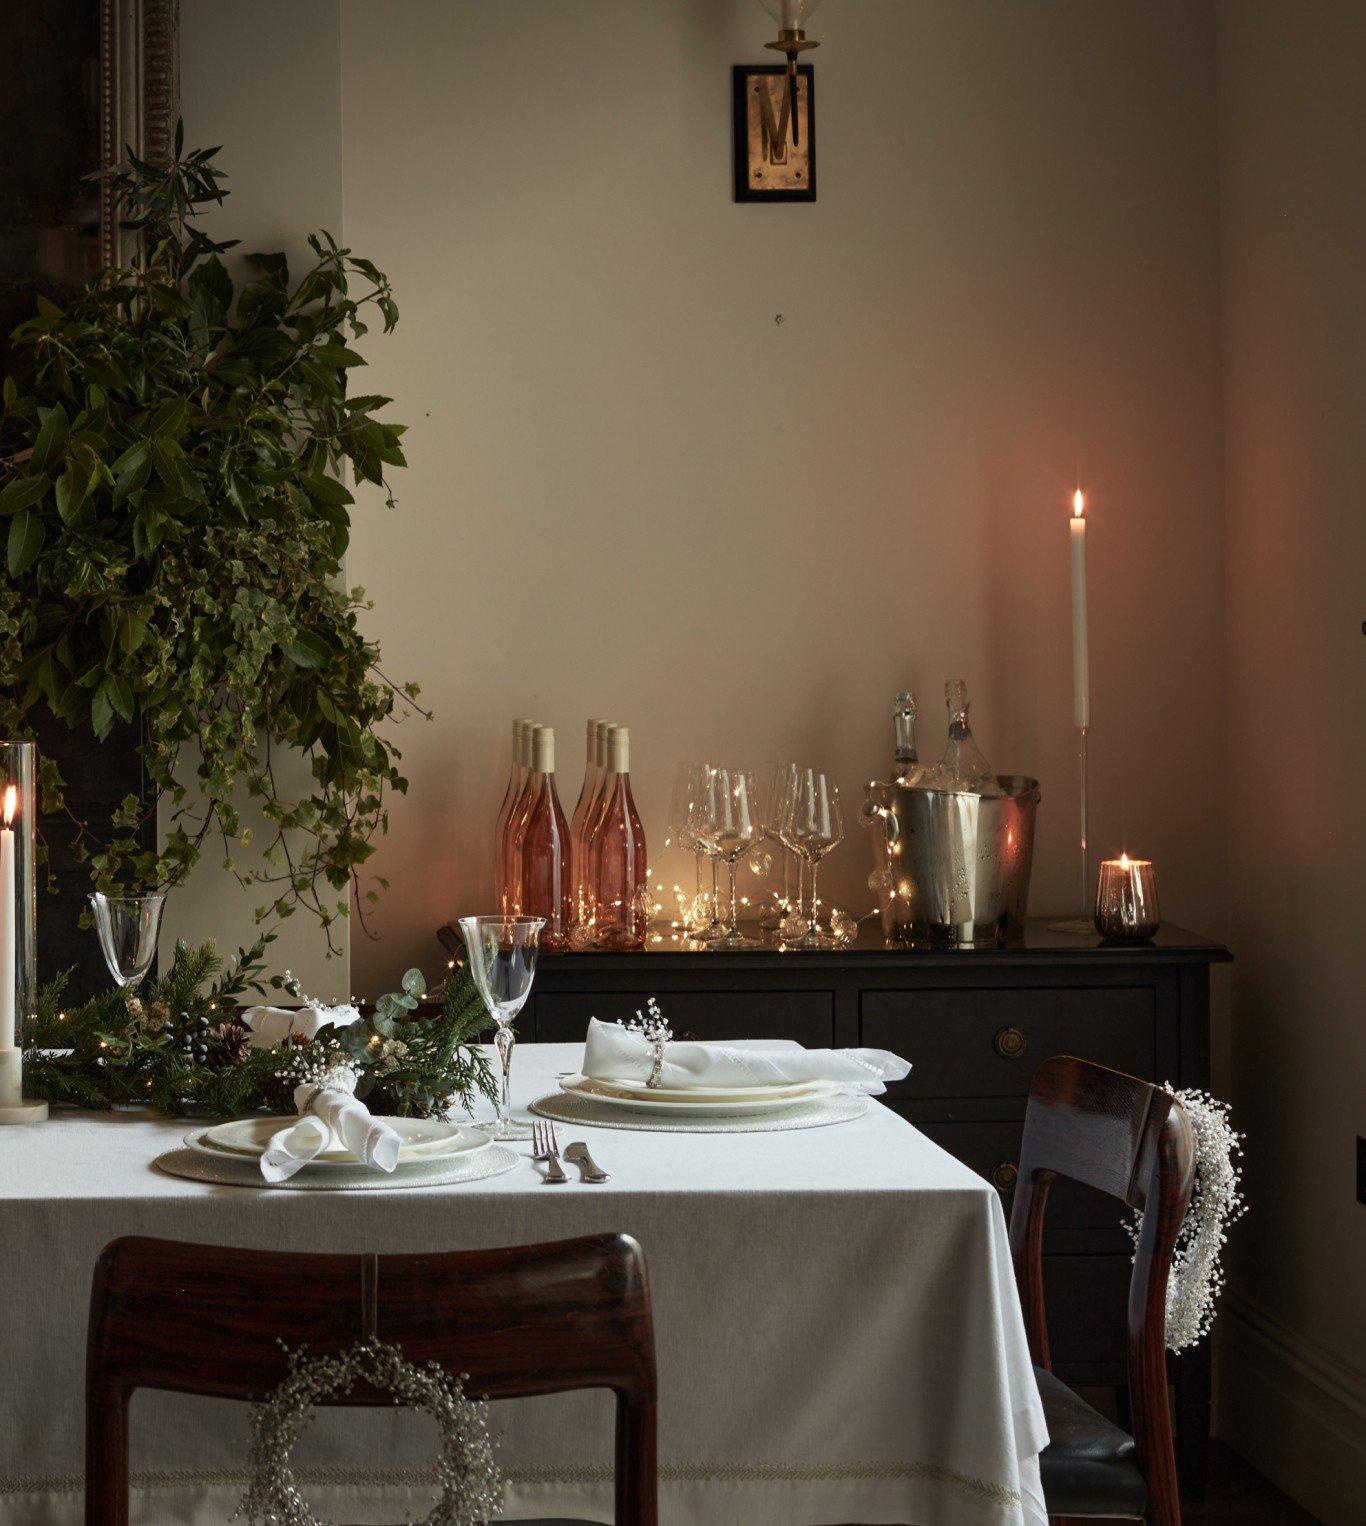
[568,719,605,937]
[589,725,648,950]
[502,722,540,915]
[517,726,572,949]
[494,719,532,917]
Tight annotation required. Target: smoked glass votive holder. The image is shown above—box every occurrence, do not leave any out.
[1093,855,1160,943]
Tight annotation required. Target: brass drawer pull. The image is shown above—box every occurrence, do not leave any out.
[993,1026,1027,1059]
[991,1161,1019,1193]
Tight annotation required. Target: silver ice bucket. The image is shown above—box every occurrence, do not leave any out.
[861,775,1040,945]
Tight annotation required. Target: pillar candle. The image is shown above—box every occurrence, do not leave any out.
[1069,490,1090,730]
[0,785,16,1053]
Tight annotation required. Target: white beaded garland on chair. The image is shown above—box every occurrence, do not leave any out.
[239,1339,502,1526]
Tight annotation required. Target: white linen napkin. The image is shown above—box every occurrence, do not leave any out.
[242,1001,363,1049]
[260,1072,401,1183]
[582,1017,911,1095]
[242,1001,362,1050]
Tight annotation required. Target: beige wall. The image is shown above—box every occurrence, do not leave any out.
[1216,4,1366,1519]
[169,0,348,997]
[340,0,1226,989]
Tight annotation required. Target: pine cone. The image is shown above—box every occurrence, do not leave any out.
[206,1021,251,1067]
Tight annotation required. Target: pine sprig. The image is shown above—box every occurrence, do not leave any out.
[23,943,496,1122]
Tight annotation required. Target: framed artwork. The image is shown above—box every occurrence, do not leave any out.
[732,64,816,203]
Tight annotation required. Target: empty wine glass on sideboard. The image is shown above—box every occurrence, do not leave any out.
[694,767,763,950]
[779,770,844,949]
[458,915,544,1140]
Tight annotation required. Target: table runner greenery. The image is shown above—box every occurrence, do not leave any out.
[23,937,496,1120]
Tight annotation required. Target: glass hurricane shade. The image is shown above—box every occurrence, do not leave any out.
[759,0,822,27]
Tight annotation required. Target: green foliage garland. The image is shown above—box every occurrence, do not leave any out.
[0,128,422,947]
[24,939,497,1121]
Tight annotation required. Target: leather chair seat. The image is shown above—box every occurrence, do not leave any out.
[1035,1366,1149,1519]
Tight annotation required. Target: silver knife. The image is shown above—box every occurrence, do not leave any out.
[563,1141,611,1183]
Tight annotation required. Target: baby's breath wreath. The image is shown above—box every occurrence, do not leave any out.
[239,1340,502,1526]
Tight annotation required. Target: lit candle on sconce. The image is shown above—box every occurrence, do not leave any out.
[1094,852,1160,943]
[1069,490,1089,731]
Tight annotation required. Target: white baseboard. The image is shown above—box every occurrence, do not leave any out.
[1217,1291,1366,1525]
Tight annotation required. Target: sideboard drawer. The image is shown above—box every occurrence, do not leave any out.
[861,987,1155,1099]
[533,990,835,1047]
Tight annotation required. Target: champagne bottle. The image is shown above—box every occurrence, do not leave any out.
[891,690,924,785]
[494,719,532,916]
[932,680,1001,796]
[518,725,572,949]
[589,725,648,950]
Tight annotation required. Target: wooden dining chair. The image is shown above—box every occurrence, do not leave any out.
[86,1232,657,1526]
[1008,1055,1194,1525]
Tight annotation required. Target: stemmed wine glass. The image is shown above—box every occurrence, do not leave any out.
[687,764,728,944]
[778,770,844,949]
[694,767,762,950]
[458,915,544,1140]
[88,891,167,993]
[758,763,801,933]
[669,763,710,936]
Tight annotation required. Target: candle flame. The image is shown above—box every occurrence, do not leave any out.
[1119,851,1130,870]
[2,786,15,827]
[1072,489,1085,518]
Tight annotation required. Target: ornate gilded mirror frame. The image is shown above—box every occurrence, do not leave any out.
[99,0,180,265]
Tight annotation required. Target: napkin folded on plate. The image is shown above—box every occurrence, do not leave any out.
[260,1072,401,1183]
[242,1001,362,1050]
[582,1017,911,1095]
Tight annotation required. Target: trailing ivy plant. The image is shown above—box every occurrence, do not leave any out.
[0,127,423,949]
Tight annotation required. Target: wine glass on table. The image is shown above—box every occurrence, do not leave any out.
[695,767,763,950]
[458,915,544,1140]
[669,762,709,936]
[88,891,167,993]
[779,770,844,949]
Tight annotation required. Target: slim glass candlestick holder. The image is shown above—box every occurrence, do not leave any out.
[0,742,47,1123]
[1048,725,1094,934]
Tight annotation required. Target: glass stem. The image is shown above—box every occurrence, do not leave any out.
[727,858,739,931]
[808,859,820,935]
[710,857,720,925]
[495,1023,514,1128]
[782,848,793,912]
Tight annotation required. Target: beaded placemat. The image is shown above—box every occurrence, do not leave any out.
[156,1137,521,1190]
[528,1090,869,1133]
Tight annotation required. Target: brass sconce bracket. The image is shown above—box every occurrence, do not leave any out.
[731,64,816,203]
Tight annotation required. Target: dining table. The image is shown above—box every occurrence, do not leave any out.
[0,1041,1049,1526]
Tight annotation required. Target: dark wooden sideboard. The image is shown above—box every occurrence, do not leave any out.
[439,916,1231,1496]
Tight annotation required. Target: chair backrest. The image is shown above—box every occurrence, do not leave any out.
[1007,1055,1193,1521]
[86,1232,657,1526]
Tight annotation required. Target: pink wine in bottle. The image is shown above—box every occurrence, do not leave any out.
[503,722,540,915]
[518,725,572,948]
[494,719,531,917]
[589,725,648,950]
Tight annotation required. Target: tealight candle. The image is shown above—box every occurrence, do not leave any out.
[1094,853,1160,943]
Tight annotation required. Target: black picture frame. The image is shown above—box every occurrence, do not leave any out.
[732,64,816,203]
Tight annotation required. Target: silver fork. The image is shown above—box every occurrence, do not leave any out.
[532,1118,569,1184]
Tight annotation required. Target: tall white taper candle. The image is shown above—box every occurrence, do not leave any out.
[1069,490,1090,729]
[0,785,16,1057]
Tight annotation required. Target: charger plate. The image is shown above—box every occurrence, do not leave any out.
[559,1073,841,1117]
[529,1090,869,1133]
[157,1134,519,1190]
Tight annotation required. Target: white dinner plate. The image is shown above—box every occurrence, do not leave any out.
[201,1116,490,1164]
[573,1073,823,1105]
[558,1074,843,1117]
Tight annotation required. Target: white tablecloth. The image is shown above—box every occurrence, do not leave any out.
[0,1043,1048,1525]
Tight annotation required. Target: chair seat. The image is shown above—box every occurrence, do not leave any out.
[1035,1366,1149,1519]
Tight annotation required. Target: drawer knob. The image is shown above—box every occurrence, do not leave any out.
[993,1025,1027,1059]
[991,1160,1019,1193]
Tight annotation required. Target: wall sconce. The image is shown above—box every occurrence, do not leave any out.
[758,0,822,146]
[733,1,823,203]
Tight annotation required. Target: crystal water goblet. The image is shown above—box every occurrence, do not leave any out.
[779,770,844,949]
[458,915,544,1141]
[88,891,167,992]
